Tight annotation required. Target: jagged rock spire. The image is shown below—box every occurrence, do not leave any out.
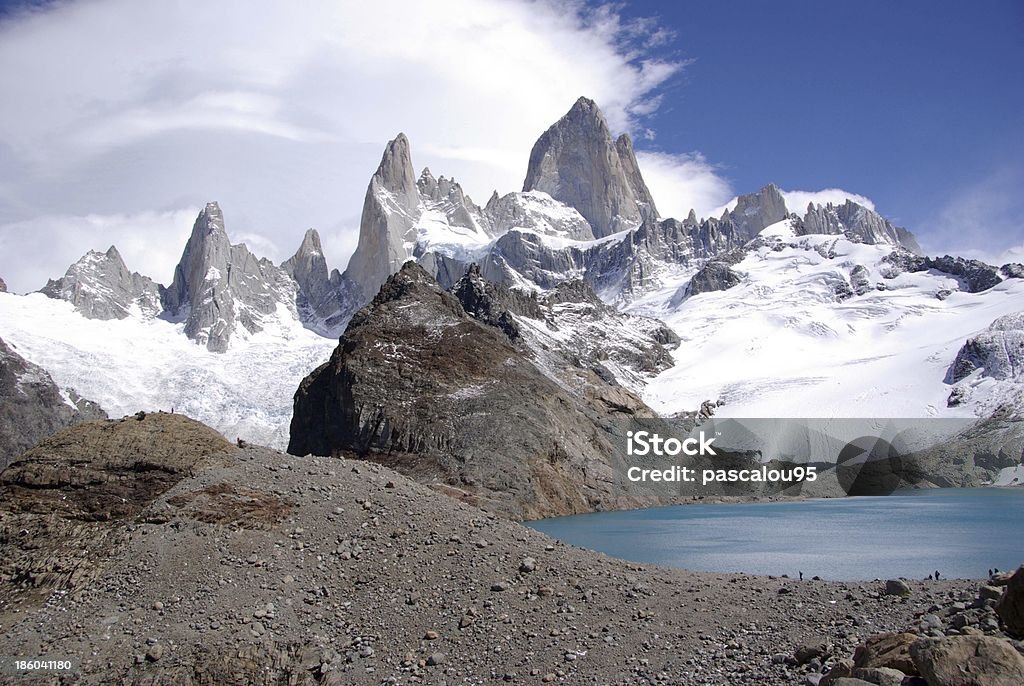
[344,133,423,300]
[523,97,654,238]
[282,228,346,323]
[164,202,296,352]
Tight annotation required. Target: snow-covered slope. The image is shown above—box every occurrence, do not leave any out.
[0,292,335,449]
[630,223,1024,419]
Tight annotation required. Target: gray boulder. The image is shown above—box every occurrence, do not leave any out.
[0,336,106,469]
[523,97,650,238]
[163,202,297,352]
[910,635,1024,686]
[40,245,162,319]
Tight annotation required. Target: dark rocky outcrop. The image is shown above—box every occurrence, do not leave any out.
[163,202,298,352]
[449,264,542,340]
[288,262,667,519]
[1001,263,1024,279]
[883,251,1003,293]
[948,313,1024,383]
[2,412,235,521]
[40,245,162,319]
[0,276,6,292]
[849,264,872,295]
[0,336,106,469]
[671,261,742,307]
[523,97,651,238]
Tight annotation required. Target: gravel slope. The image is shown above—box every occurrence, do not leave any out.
[0,415,996,685]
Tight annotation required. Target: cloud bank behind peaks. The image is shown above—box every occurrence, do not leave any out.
[0,0,703,291]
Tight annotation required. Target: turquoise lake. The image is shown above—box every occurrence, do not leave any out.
[526,488,1024,580]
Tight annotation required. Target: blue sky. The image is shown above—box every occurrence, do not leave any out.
[621,0,1024,240]
[0,0,1020,291]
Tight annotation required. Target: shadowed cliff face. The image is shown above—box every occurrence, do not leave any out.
[0,336,106,469]
[288,262,670,519]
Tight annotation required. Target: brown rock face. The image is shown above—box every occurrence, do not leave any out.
[0,413,237,608]
[995,566,1024,638]
[853,632,919,675]
[288,262,668,519]
[2,412,235,521]
[910,635,1024,686]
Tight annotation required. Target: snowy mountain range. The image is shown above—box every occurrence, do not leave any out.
[1,96,1022,469]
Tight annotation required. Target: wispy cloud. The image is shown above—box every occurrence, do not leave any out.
[635,150,734,220]
[0,0,689,291]
[919,167,1024,264]
[0,209,198,292]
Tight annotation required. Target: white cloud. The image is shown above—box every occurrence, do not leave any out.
[0,209,198,292]
[918,167,1024,263]
[781,189,876,215]
[635,151,734,220]
[0,0,689,291]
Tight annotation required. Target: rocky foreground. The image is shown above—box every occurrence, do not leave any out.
[0,414,1022,685]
